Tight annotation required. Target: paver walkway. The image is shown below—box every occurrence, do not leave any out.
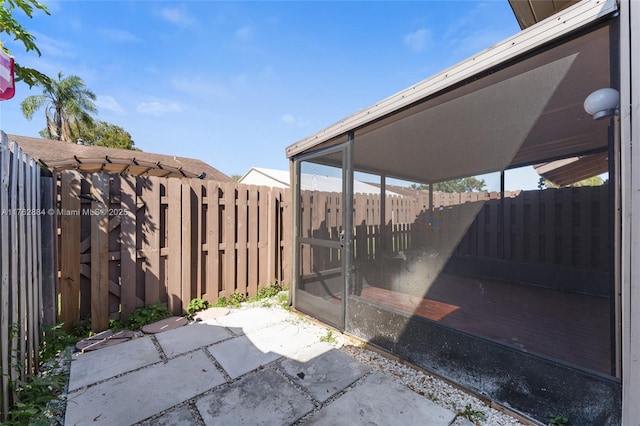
[65,307,456,425]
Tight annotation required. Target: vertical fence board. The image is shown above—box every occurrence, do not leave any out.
[25,157,35,374]
[167,178,182,314]
[247,188,259,296]
[267,188,277,287]
[237,186,248,295]
[90,174,109,332]
[17,148,27,379]
[205,181,220,301]
[256,186,271,284]
[143,177,161,305]
[194,182,204,298]
[282,188,292,289]
[40,176,57,326]
[8,144,19,391]
[223,183,236,295]
[60,172,81,331]
[0,136,10,416]
[181,180,192,313]
[120,175,137,318]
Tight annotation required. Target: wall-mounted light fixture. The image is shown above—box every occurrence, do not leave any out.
[583,88,620,120]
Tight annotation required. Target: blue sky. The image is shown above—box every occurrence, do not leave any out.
[0,0,522,182]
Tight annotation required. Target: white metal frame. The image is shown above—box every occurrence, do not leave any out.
[620,0,640,423]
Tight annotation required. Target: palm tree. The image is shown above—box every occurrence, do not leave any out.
[21,71,97,142]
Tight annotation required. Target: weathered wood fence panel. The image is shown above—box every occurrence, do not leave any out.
[58,174,291,329]
[0,132,43,419]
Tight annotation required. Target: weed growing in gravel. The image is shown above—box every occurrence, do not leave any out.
[320,329,337,344]
[7,323,78,425]
[39,323,80,362]
[277,292,290,310]
[213,283,287,309]
[549,413,570,425]
[457,403,486,424]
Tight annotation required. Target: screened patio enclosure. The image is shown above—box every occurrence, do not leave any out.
[287,1,621,424]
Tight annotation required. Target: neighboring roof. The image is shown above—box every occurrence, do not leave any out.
[239,167,291,188]
[7,134,231,181]
[508,0,580,30]
[285,0,617,185]
[239,167,399,195]
[534,152,608,187]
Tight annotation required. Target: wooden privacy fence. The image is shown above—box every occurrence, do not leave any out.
[301,186,609,273]
[456,185,610,268]
[0,132,43,418]
[58,172,291,332]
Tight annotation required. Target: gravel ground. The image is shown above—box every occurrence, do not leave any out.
[37,296,528,425]
[278,304,528,426]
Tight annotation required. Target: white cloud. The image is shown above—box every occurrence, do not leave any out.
[281,114,295,124]
[281,113,308,127]
[157,6,195,28]
[96,95,125,114]
[31,31,75,58]
[403,28,431,52]
[171,76,227,98]
[98,28,141,43]
[137,101,182,116]
[235,25,253,40]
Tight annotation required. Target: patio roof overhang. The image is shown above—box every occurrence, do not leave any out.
[285,0,617,185]
[42,157,205,179]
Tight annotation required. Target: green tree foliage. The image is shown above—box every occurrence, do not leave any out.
[411,177,486,193]
[79,120,138,150]
[540,175,604,189]
[0,0,51,87]
[21,72,97,141]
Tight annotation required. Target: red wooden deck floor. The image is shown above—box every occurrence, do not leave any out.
[359,273,612,375]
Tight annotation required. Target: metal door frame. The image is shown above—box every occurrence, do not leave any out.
[292,134,353,330]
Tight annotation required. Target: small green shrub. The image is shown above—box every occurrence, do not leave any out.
[214,296,229,307]
[109,319,124,330]
[228,292,246,307]
[187,297,210,318]
[126,302,171,330]
[253,281,283,300]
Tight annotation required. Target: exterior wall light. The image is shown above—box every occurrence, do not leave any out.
[583,88,620,120]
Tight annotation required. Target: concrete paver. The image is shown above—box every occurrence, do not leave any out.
[208,321,318,378]
[278,342,370,403]
[212,307,291,335]
[155,322,232,358]
[65,350,226,425]
[68,336,160,391]
[302,372,456,425]
[65,307,458,425]
[139,406,197,426]
[196,368,315,425]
